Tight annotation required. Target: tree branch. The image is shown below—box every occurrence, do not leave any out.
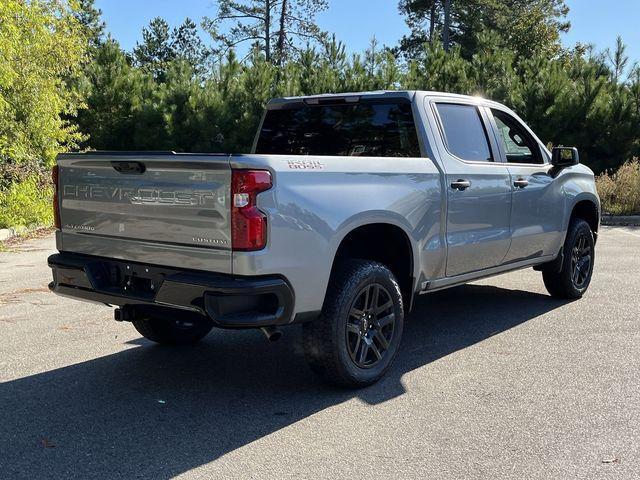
[215,14,264,22]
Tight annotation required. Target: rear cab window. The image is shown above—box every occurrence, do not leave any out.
[255,100,421,157]
[435,103,493,162]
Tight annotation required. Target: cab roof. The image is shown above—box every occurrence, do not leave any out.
[267,90,503,109]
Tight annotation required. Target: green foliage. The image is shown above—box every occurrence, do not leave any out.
[72,28,640,174]
[0,0,86,229]
[0,0,87,169]
[405,41,473,92]
[74,0,106,49]
[171,18,211,76]
[398,0,570,60]
[0,176,53,229]
[133,17,175,81]
[76,38,146,150]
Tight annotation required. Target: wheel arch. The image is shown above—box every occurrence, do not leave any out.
[327,219,417,312]
[568,195,600,242]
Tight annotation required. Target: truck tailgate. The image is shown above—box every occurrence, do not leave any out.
[57,153,233,274]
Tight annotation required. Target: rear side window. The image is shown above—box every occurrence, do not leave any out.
[255,102,421,157]
[436,103,492,162]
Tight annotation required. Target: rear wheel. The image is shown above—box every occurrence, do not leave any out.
[303,260,404,388]
[542,218,595,299]
[132,313,214,346]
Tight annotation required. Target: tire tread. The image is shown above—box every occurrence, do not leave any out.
[303,259,404,388]
[542,218,594,299]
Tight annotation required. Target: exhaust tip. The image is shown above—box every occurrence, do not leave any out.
[261,326,282,342]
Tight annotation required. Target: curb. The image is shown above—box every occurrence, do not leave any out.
[0,228,18,242]
[601,215,640,226]
[0,225,31,242]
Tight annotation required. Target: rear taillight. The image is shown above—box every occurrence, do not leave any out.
[52,165,61,230]
[231,169,272,251]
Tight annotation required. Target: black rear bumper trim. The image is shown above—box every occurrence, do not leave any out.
[48,252,295,328]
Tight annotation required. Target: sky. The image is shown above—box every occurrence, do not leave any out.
[96,0,640,64]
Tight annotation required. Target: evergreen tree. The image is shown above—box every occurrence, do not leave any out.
[459,0,570,59]
[72,11,639,175]
[397,0,442,58]
[73,0,106,49]
[77,38,145,150]
[206,0,328,64]
[607,36,629,83]
[171,18,211,76]
[398,0,570,60]
[133,17,175,81]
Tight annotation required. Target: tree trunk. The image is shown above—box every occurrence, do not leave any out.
[265,0,271,62]
[442,0,451,52]
[429,1,437,41]
[276,0,288,65]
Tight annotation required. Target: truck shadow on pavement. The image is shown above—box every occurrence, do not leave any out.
[0,284,569,479]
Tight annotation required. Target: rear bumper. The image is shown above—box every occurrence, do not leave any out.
[48,252,295,328]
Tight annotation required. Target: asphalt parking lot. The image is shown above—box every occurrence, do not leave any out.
[1,227,638,479]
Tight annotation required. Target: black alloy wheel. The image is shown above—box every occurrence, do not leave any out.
[302,259,405,387]
[570,232,592,289]
[346,283,396,369]
[542,218,595,299]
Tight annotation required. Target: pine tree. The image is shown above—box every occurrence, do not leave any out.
[171,18,211,76]
[74,0,105,49]
[398,0,570,60]
[133,18,175,81]
[206,0,328,64]
[77,38,145,150]
[397,0,441,59]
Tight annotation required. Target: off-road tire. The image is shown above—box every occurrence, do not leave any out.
[542,218,595,299]
[303,259,404,388]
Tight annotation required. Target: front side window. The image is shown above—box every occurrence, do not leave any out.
[436,103,493,162]
[491,109,543,164]
[255,101,421,157]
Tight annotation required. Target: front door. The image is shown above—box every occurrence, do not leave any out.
[487,108,564,263]
[431,102,513,277]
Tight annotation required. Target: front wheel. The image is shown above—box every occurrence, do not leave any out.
[303,260,404,388]
[542,218,595,299]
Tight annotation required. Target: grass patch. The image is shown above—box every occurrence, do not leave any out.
[596,158,640,216]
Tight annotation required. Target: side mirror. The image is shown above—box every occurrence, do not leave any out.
[551,147,579,168]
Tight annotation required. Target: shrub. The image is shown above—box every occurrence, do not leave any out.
[0,176,53,229]
[596,158,640,215]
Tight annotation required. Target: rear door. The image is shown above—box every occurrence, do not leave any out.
[57,153,233,273]
[486,108,563,262]
[430,101,512,277]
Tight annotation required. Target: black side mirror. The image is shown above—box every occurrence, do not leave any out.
[551,147,579,168]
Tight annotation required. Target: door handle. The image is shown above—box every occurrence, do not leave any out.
[514,178,529,188]
[450,179,471,191]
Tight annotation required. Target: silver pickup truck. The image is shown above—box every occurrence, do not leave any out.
[49,91,600,387]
